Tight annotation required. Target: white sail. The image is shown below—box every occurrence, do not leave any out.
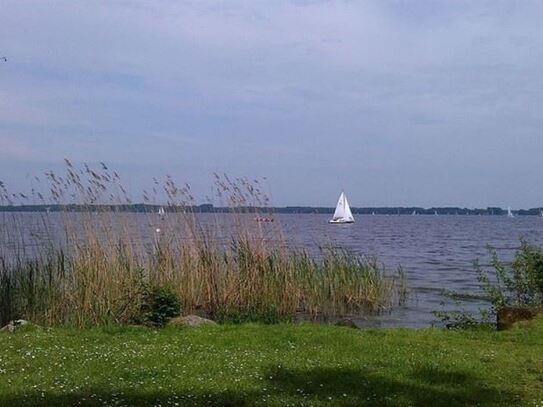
[343,194,354,220]
[332,192,346,219]
[507,207,514,218]
[158,207,165,215]
[330,192,354,223]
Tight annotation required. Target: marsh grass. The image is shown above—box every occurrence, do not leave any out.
[0,161,406,327]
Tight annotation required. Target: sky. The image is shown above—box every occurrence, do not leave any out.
[1,0,542,208]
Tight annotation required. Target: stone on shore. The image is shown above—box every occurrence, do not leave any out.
[0,319,32,333]
[497,306,543,330]
[168,315,217,328]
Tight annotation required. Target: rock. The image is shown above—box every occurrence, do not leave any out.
[335,318,359,329]
[0,319,31,333]
[168,315,217,328]
[497,307,543,330]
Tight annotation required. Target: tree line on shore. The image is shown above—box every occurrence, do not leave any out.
[0,204,542,216]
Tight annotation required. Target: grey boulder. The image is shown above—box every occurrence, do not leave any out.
[168,315,217,328]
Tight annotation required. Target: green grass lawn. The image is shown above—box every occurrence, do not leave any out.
[1,318,542,406]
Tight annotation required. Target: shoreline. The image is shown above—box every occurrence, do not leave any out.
[2,205,543,216]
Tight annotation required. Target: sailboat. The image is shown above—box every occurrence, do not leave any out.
[158,206,165,220]
[329,192,354,224]
[507,207,514,218]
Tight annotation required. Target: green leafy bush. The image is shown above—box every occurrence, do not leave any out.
[477,240,543,312]
[139,285,181,327]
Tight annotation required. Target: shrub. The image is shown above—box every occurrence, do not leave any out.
[139,285,181,327]
[478,240,543,312]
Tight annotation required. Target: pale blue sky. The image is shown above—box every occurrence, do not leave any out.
[1,1,542,207]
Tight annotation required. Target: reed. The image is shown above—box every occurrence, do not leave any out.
[0,161,406,327]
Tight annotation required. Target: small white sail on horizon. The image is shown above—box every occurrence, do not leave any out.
[507,207,514,218]
[329,192,354,224]
[158,206,165,219]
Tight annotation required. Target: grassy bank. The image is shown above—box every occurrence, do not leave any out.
[1,318,542,406]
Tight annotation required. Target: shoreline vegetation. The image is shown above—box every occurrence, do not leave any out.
[0,161,406,328]
[434,240,543,329]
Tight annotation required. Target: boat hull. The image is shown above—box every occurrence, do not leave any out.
[328,219,354,224]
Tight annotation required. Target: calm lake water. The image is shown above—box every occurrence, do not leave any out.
[2,212,543,328]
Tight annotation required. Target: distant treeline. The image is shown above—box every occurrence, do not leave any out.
[0,204,542,216]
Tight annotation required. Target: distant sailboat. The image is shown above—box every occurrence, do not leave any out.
[434,210,438,216]
[158,206,165,220]
[329,192,354,224]
[412,210,417,216]
[507,207,514,218]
